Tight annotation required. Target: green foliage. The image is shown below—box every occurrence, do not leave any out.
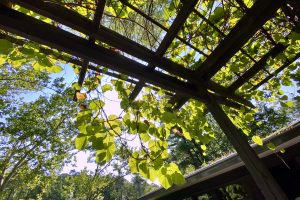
[0,87,77,197]
[252,135,263,146]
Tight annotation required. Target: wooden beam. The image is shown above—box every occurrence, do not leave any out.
[7,0,191,80]
[204,92,288,200]
[170,0,283,110]
[129,0,198,100]
[251,52,300,91]
[0,5,240,108]
[194,0,284,81]
[0,32,138,84]
[76,0,106,100]
[8,0,252,107]
[193,8,257,64]
[227,44,287,92]
[118,0,207,56]
[8,0,205,81]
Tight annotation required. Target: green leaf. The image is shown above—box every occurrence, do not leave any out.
[140,133,150,142]
[72,82,82,90]
[159,174,172,189]
[279,148,285,153]
[161,111,176,123]
[129,157,139,173]
[138,162,149,178]
[267,142,276,151]
[172,171,186,185]
[75,134,88,150]
[76,92,87,101]
[252,135,263,146]
[200,145,207,151]
[48,65,63,73]
[102,84,113,92]
[209,7,224,22]
[0,39,13,54]
[148,167,158,182]
[286,101,294,107]
[90,99,105,110]
[245,113,254,122]
[92,137,105,150]
[32,62,44,71]
[138,122,148,133]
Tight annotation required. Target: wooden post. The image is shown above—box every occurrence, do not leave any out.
[241,176,265,199]
[204,94,287,200]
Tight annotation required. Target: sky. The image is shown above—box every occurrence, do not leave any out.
[18,63,126,175]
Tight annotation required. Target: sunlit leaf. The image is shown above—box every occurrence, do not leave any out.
[102,84,113,92]
[75,134,88,150]
[252,135,263,146]
[90,99,105,110]
[76,92,87,101]
[267,142,276,151]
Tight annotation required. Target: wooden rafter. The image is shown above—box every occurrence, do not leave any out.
[75,0,106,100]
[7,0,253,107]
[194,0,283,81]
[168,0,283,110]
[0,4,242,108]
[129,0,198,100]
[251,52,300,91]
[227,44,287,92]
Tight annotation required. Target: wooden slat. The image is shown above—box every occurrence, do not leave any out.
[251,52,300,91]
[129,0,198,100]
[7,0,193,81]
[75,0,106,100]
[235,0,277,45]
[204,93,288,200]
[170,0,283,110]
[8,0,252,106]
[193,8,257,64]
[118,0,207,56]
[0,5,241,107]
[194,0,284,81]
[0,32,138,84]
[227,44,287,92]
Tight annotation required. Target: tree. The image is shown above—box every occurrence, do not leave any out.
[0,87,77,198]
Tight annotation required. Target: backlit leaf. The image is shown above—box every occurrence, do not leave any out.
[76,92,87,101]
[75,134,88,150]
[252,135,263,146]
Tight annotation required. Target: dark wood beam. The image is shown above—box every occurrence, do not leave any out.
[8,0,200,85]
[75,0,106,100]
[193,8,257,64]
[0,5,241,108]
[0,32,139,84]
[0,5,194,97]
[118,0,207,56]
[7,0,252,107]
[7,0,189,79]
[235,0,277,45]
[129,0,198,100]
[194,0,284,81]
[204,92,288,200]
[170,0,283,110]
[251,52,300,91]
[227,44,287,92]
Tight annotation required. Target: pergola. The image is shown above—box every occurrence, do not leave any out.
[0,0,299,199]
